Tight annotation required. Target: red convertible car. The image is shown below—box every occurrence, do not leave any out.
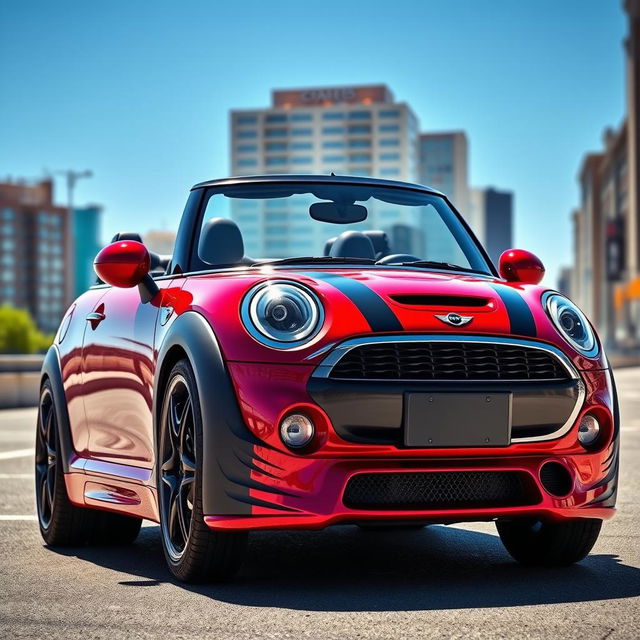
[36,175,619,583]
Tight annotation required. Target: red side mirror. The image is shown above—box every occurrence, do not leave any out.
[94,241,150,288]
[498,249,545,285]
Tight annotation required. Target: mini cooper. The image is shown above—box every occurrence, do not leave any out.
[36,175,619,582]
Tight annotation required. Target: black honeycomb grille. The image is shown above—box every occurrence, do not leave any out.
[329,342,568,381]
[343,471,536,510]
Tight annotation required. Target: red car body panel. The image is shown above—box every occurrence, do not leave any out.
[48,176,618,533]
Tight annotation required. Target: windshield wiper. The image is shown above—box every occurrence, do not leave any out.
[384,259,481,274]
[252,256,376,266]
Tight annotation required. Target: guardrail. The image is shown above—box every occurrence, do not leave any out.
[0,355,44,409]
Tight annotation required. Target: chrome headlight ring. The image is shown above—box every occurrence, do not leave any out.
[543,292,599,358]
[240,280,324,349]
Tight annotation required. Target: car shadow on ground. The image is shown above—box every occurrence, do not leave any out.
[51,523,640,611]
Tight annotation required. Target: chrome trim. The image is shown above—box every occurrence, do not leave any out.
[310,334,585,444]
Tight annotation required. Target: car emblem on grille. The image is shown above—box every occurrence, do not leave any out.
[435,312,473,327]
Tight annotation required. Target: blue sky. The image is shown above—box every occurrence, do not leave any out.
[0,0,627,283]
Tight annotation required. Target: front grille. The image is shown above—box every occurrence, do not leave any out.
[343,471,536,510]
[329,341,568,381]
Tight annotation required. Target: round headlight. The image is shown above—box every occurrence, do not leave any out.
[280,414,315,449]
[578,414,600,446]
[241,281,323,348]
[545,293,598,357]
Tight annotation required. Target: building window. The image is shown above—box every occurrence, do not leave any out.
[379,109,400,118]
[323,154,346,163]
[290,113,312,122]
[237,130,258,139]
[379,124,400,132]
[236,115,258,125]
[348,124,371,134]
[290,141,313,150]
[379,167,400,176]
[291,156,313,165]
[323,141,345,149]
[323,112,344,120]
[266,114,288,123]
[348,139,371,148]
[236,158,257,167]
[237,144,258,153]
[322,126,346,135]
[2,208,14,221]
[349,166,372,176]
[266,142,287,151]
[265,128,288,138]
[291,127,312,136]
[348,111,371,120]
[379,152,400,161]
[266,156,288,166]
[349,153,371,163]
[379,138,399,147]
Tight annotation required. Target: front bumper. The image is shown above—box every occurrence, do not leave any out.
[204,355,619,531]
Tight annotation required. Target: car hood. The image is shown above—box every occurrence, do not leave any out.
[181,267,604,370]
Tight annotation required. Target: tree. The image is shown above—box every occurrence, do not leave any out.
[0,305,54,354]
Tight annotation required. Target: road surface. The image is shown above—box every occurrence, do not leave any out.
[1,369,639,639]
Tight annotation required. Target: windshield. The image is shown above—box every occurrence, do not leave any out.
[194,181,492,274]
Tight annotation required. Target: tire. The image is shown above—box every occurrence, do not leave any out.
[496,517,602,566]
[36,380,144,547]
[158,359,247,583]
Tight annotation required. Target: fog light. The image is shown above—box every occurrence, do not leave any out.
[578,414,600,446]
[280,414,314,449]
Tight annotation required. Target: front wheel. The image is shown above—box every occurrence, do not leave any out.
[158,360,247,583]
[496,517,602,566]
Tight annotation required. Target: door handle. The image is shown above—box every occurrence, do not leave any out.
[85,311,106,328]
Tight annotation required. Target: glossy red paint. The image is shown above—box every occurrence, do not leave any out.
[499,249,545,285]
[93,241,150,288]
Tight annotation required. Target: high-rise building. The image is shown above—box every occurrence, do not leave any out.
[0,179,73,332]
[73,205,102,298]
[466,187,514,265]
[229,84,420,257]
[418,131,469,210]
[568,1,639,347]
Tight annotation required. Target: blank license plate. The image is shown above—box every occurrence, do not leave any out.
[404,392,512,447]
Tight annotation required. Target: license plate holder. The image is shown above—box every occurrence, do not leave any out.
[404,392,512,447]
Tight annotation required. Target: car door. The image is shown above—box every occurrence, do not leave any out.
[80,281,173,468]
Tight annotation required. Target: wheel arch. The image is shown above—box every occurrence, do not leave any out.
[153,312,263,515]
[39,346,75,474]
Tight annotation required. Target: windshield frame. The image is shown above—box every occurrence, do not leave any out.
[184,178,497,277]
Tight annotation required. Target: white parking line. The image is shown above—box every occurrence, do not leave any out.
[0,473,32,479]
[0,448,34,460]
[0,515,37,521]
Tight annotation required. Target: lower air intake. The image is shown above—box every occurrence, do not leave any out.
[343,471,538,510]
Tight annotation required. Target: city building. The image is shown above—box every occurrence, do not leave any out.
[0,178,72,332]
[73,205,102,298]
[144,229,177,256]
[229,84,420,256]
[466,186,514,265]
[418,131,469,211]
[568,0,639,347]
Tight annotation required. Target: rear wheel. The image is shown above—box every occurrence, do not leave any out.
[496,517,602,566]
[36,381,142,546]
[158,360,247,583]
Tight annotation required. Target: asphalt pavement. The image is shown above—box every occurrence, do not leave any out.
[1,369,639,639]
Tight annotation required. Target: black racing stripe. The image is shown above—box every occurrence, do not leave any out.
[301,272,403,332]
[490,283,536,336]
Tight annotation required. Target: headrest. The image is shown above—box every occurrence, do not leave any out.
[111,231,143,243]
[363,230,391,259]
[198,218,245,266]
[329,231,376,260]
[323,237,337,256]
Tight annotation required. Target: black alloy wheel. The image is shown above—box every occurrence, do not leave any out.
[160,373,196,560]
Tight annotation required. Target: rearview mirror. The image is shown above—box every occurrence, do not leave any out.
[94,241,150,288]
[310,202,368,224]
[499,249,545,285]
